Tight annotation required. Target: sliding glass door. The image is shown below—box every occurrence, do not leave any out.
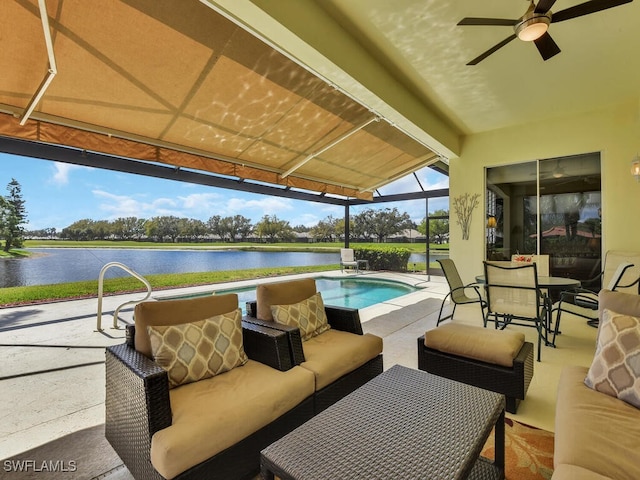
[486,153,601,285]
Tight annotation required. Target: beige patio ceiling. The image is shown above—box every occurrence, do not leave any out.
[0,0,439,201]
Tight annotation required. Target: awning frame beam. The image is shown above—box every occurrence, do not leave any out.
[280,115,380,179]
[20,0,57,126]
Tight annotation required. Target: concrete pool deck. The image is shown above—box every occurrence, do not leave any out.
[0,270,449,474]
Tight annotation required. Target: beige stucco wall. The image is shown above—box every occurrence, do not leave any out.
[449,98,640,283]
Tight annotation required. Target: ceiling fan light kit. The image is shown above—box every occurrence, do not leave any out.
[458,0,634,65]
[631,155,640,181]
[515,14,551,41]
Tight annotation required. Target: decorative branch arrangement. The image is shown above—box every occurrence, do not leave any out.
[452,193,480,241]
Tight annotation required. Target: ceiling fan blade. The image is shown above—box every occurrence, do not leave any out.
[458,17,517,26]
[552,0,632,23]
[534,32,561,60]
[467,34,517,65]
[535,0,558,13]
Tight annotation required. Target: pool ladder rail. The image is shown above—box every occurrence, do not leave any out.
[96,262,151,331]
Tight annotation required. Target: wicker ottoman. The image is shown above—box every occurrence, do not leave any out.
[417,323,534,414]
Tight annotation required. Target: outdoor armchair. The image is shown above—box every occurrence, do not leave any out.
[436,258,487,326]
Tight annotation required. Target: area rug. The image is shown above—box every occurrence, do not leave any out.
[482,418,555,480]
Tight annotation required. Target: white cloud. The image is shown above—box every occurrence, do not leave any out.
[178,192,222,213]
[93,190,181,219]
[295,213,321,228]
[50,163,84,185]
[226,197,293,217]
[91,189,299,223]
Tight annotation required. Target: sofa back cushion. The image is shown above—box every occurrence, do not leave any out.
[134,294,239,357]
[256,278,317,321]
[148,308,248,388]
[598,288,640,319]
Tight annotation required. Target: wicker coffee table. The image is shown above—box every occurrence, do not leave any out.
[261,365,505,480]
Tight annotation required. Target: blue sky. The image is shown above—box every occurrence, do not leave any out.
[0,152,449,231]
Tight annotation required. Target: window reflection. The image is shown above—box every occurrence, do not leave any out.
[486,153,601,286]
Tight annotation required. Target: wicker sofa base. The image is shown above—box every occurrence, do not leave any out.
[417,337,534,414]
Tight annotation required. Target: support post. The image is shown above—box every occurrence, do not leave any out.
[344,204,350,248]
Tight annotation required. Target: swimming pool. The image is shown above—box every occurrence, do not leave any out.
[158,276,420,312]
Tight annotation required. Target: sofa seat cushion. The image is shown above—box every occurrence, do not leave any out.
[300,329,383,390]
[150,360,315,479]
[554,366,640,480]
[425,323,525,368]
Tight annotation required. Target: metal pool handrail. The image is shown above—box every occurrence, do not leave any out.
[96,262,151,331]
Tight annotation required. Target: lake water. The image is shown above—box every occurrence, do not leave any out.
[0,248,435,288]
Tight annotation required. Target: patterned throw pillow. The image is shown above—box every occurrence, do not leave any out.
[147,308,248,388]
[584,309,640,408]
[271,292,331,342]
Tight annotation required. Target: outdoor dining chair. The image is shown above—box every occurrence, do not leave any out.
[483,261,549,362]
[436,258,487,326]
[510,254,550,276]
[552,260,636,340]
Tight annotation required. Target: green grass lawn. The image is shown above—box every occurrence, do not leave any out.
[0,264,340,307]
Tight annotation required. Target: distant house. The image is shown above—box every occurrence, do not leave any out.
[294,231,314,243]
[387,229,426,243]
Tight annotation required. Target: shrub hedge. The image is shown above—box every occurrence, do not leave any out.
[354,246,411,271]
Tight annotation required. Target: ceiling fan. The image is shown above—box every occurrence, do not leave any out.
[529,159,566,179]
[458,0,633,65]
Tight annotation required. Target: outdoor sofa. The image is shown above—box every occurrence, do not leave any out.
[552,289,640,480]
[105,293,316,480]
[243,277,384,412]
[105,281,383,480]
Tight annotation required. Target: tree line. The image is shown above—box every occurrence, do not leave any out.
[26,207,450,243]
[0,171,449,246]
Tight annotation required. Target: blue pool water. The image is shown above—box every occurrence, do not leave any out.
[310,277,418,309]
[160,276,419,311]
